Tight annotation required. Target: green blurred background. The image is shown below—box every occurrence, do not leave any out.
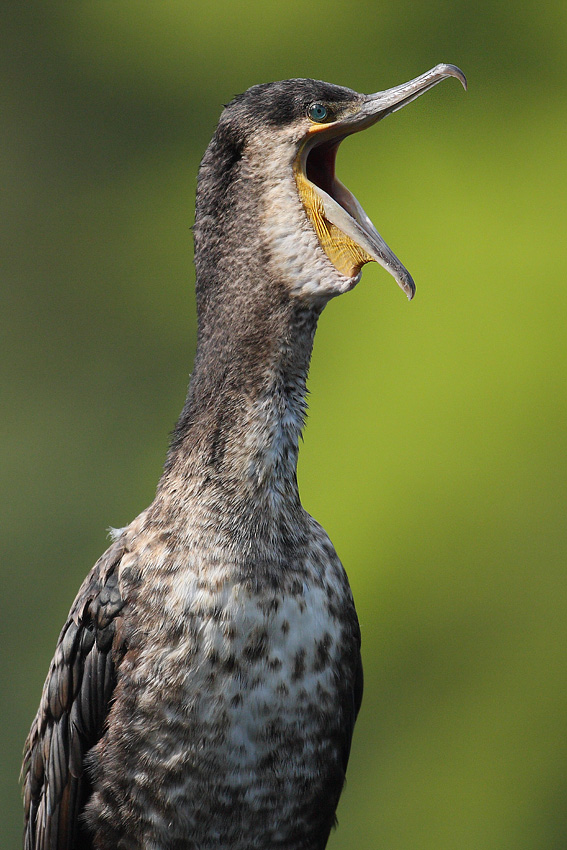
[2,2,566,847]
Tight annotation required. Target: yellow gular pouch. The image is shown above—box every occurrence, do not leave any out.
[294,164,374,279]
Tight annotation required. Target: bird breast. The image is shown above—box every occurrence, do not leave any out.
[90,523,359,847]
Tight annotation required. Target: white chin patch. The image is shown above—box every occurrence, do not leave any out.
[266,189,360,303]
[255,136,364,303]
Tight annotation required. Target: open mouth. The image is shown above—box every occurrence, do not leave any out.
[294,63,467,300]
[296,133,395,291]
[305,138,341,199]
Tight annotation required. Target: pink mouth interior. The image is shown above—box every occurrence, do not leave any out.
[305,140,340,201]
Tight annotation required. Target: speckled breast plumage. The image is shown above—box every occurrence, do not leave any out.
[84,511,360,850]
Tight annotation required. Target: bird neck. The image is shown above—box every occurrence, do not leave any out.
[157,119,324,528]
[160,291,320,518]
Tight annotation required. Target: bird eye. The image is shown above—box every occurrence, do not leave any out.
[308,103,329,123]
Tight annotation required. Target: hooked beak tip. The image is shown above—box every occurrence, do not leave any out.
[404,277,416,301]
[438,63,468,91]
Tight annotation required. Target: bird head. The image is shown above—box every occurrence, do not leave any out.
[194,65,466,310]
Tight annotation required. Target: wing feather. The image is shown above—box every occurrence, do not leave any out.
[22,539,127,850]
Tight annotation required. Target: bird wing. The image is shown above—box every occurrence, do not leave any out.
[341,637,363,776]
[22,539,127,850]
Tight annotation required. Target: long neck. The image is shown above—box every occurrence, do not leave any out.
[161,292,318,508]
[157,118,323,531]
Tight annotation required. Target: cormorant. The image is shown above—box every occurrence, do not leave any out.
[22,64,466,850]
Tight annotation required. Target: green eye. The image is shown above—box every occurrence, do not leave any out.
[308,103,329,123]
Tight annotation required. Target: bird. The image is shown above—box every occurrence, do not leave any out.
[22,63,466,850]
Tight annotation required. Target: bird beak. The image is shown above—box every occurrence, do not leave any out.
[297,64,467,299]
[348,63,466,132]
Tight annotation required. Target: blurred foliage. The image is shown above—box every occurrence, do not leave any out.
[2,1,567,847]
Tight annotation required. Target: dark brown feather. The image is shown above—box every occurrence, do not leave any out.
[22,540,126,849]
